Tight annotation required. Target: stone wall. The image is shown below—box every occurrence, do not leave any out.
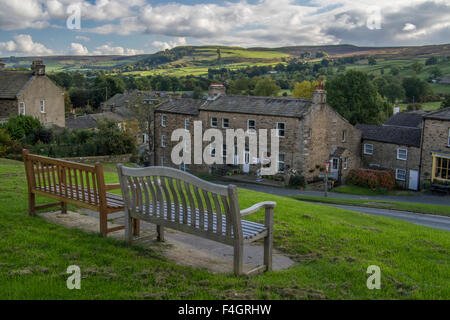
[62,154,132,163]
[360,139,420,189]
[0,99,17,120]
[420,118,450,183]
[17,75,65,128]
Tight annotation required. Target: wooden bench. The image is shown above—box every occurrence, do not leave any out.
[23,150,139,237]
[117,164,276,276]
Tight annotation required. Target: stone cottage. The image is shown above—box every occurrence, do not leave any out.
[154,84,362,183]
[0,60,65,127]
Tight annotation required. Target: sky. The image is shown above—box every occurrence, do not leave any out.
[0,0,449,57]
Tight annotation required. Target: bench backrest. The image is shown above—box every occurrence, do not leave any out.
[117,165,243,242]
[23,150,107,210]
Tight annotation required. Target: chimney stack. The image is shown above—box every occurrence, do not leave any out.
[312,81,326,104]
[208,83,226,98]
[31,60,45,76]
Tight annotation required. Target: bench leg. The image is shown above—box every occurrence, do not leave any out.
[28,193,36,216]
[99,209,108,237]
[157,225,164,242]
[125,214,134,244]
[133,219,140,237]
[61,202,67,214]
[233,241,243,276]
[264,232,273,272]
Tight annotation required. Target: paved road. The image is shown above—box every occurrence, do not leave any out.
[213,179,450,231]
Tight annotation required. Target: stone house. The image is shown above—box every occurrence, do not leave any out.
[356,124,422,190]
[154,84,362,183]
[0,60,65,127]
[420,108,450,186]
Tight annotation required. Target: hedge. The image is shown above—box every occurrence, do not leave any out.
[346,168,395,190]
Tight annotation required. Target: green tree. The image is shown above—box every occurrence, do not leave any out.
[402,77,432,102]
[429,66,443,79]
[374,75,405,103]
[1,115,42,140]
[411,61,424,74]
[390,66,400,76]
[253,78,280,96]
[425,56,438,65]
[292,80,318,99]
[89,119,136,156]
[326,70,388,125]
[368,57,377,65]
[441,95,450,109]
[192,86,203,99]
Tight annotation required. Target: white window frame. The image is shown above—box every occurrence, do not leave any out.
[247,119,256,133]
[161,135,166,148]
[396,168,407,181]
[161,115,167,127]
[276,122,285,138]
[344,157,348,170]
[19,102,25,115]
[222,118,229,128]
[211,117,218,128]
[364,144,373,155]
[40,100,45,113]
[448,128,450,147]
[185,118,190,131]
[342,129,347,142]
[278,153,285,173]
[397,148,408,161]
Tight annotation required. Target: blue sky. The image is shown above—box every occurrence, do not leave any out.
[0,0,449,57]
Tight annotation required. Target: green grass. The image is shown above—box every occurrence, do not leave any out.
[333,185,413,197]
[0,158,449,299]
[398,101,443,112]
[291,195,450,216]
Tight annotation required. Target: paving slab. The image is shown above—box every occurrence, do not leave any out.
[40,210,295,274]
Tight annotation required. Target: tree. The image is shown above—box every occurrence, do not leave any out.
[402,77,432,102]
[411,61,424,74]
[89,119,136,156]
[368,57,377,65]
[192,86,203,99]
[292,80,318,99]
[1,115,42,140]
[373,75,405,103]
[326,70,389,125]
[425,56,438,65]
[390,66,400,76]
[429,66,443,79]
[253,78,280,96]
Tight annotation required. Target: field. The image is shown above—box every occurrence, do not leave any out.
[0,158,449,299]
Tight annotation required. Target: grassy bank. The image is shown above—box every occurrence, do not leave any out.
[291,195,450,216]
[0,158,449,299]
[332,185,414,197]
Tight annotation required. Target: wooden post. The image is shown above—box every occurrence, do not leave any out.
[431,152,437,183]
[23,150,36,216]
[96,163,108,237]
[157,225,165,242]
[264,206,274,272]
[228,185,243,276]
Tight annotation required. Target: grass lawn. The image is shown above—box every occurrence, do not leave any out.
[398,101,443,112]
[333,185,414,197]
[291,195,450,217]
[0,158,449,299]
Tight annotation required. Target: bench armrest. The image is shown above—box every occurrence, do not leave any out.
[240,201,276,217]
[105,183,121,191]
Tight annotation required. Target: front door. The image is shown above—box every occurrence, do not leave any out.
[409,170,419,191]
[330,157,340,180]
[243,150,250,173]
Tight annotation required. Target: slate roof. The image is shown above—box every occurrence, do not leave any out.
[66,107,135,130]
[356,124,422,147]
[383,111,427,128]
[0,71,33,99]
[424,107,450,121]
[200,95,313,118]
[156,98,202,115]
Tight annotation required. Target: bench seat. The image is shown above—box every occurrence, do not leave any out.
[136,202,268,241]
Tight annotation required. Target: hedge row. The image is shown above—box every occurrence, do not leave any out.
[346,168,396,190]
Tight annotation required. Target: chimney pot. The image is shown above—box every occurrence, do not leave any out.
[208,83,226,97]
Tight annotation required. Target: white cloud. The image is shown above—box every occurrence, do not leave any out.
[402,23,417,31]
[92,44,143,55]
[75,35,90,42]
[152,37,187,51]
[70,42,89,55]
[0,34,53,56]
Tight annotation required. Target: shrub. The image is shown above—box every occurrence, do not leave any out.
[1,115,42,140]
[407,103,423,111]
[289,175,306,188]
[346,169,395,190]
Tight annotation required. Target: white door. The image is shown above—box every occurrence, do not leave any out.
[243,150,250,173]
[409,170,419,191]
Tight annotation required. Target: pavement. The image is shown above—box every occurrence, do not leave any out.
[41,209,295,274]
[212,179,450,231]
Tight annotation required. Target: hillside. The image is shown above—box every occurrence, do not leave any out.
[2,43,450,76]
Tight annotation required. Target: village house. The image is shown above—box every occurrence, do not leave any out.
[154,84,362,183]
[0,60,65,127]
[420,108,450,191]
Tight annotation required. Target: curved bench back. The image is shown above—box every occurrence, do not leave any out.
[117,165,242,242]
